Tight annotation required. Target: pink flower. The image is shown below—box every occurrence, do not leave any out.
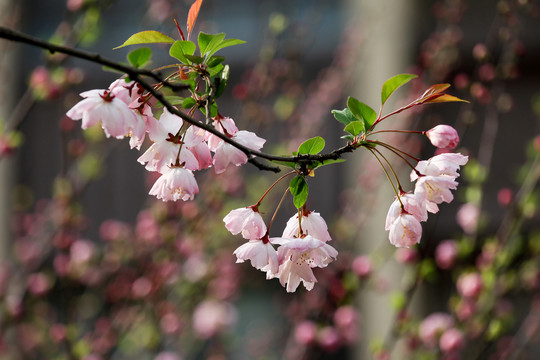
[149,167,199,201]
[233,239,279,274]
[435,240,459,269]
[206,117,239,151]
[294,321,317,345]
[414,175,458,208]
[456,203,480,234]
[137,108,199,172]
[388,212,423,248]
[66,89,137,139]
[411,153,469,181]
[282,210,332,242]
[192,300,237,339]
[426,125,459,149]
[271,235,338,292]
[352,255,372,278]
[457,272,483,299]
[212,131,265,174]
[223,207,267,240]
[439,328,465,353]
[385,193,427,230]
[418,312,454,347]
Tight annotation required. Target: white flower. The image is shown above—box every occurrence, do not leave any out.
[212,131,265,174]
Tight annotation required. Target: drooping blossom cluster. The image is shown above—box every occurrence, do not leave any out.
[384,126,468,248]
[225,207,338,292]
[66,78,266,202]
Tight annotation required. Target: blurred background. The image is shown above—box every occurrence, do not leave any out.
[0,0,539,359]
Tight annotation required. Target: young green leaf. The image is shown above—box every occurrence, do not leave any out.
[206,56,225,67]
[184,54,204,64]
[169,40,196,64]
[206,38,245,58]
[127,47,152,68]
[182,97,197,109]
[289,176,309,209]
[332,108,357,126]
[381,73,417,106]
[198,32,225,57]
[298,136,325,155]
[343,120,365,137]
[347,97,377,127]
[114,31,175,49]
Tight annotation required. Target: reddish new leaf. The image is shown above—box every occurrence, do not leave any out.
[187,0,203,39]
[423,94,468,104]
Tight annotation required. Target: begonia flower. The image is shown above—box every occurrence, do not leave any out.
[388,212,423,248]
[282,210,332,242]
[137,108,199,172]
[149,166,199,201]
[223,206,267,240]
[411,153,469,181]
[213,130,265,174]
[414,175,458,207]
[271,235,338,292]
[66,89,137,139]
[385,192,428,230]
[426,124,459,149]
[418,312,454,347]
[206,116,239,151]
[233,238,279,274]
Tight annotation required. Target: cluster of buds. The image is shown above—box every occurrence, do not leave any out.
[66,78,265,202]
[224,206,337,292]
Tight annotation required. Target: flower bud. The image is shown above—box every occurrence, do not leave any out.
[435,240,459,269]
[352,256,372,278]
[426,125,459,149]
[439,328,465,353]
[457,273,483,299]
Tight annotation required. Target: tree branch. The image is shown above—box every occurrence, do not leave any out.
[0,26,358,172]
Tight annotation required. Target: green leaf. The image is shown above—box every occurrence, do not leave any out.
[341,134,355,142]
[207,38,245,58]
[207,56,225,68]
[163,95,184,106]
[169,40,196,64]
[207,63,225,77]
[182,97,197,109]
[381,73,417,105]
[198,32,225,57]
[184,54,204,64]
[347,97,377,127]
[289,176,308,209]
[127,47,152,68]
[298,136,325,155]
[332,108,357,126]
[214,65,229,99]
[344,120,365,137]
[308,158,346,170]
[114,30,175,49]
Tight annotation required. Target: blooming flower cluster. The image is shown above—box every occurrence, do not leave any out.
[224,207,338,292]
[384,127,468,248]
[67,78,266,202]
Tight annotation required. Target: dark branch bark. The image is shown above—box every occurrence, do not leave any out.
[0,26,359,172]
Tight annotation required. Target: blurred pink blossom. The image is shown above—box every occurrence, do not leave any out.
[192,300,237,339]
[435,240,459,269]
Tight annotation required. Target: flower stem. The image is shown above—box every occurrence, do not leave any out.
[368,147,403,207]
[255,171,296,208]
[267,188,290,234]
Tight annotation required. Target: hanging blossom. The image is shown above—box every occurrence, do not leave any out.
[225,207,338,292]
[149,166,199,201]
[384,127,468,248]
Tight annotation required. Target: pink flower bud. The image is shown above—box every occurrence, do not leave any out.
[316,326,341,352]
[457,273,483,299]
[456,300,476,321]
[294,320,317,345]
[352,256,372,278]
[435,240,459,269]
[426,125,459,149]
[456,203,480,234]
[439,328,465,353]
[419,313,454,347]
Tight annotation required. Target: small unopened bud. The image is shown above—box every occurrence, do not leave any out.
[426,125,459,149]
